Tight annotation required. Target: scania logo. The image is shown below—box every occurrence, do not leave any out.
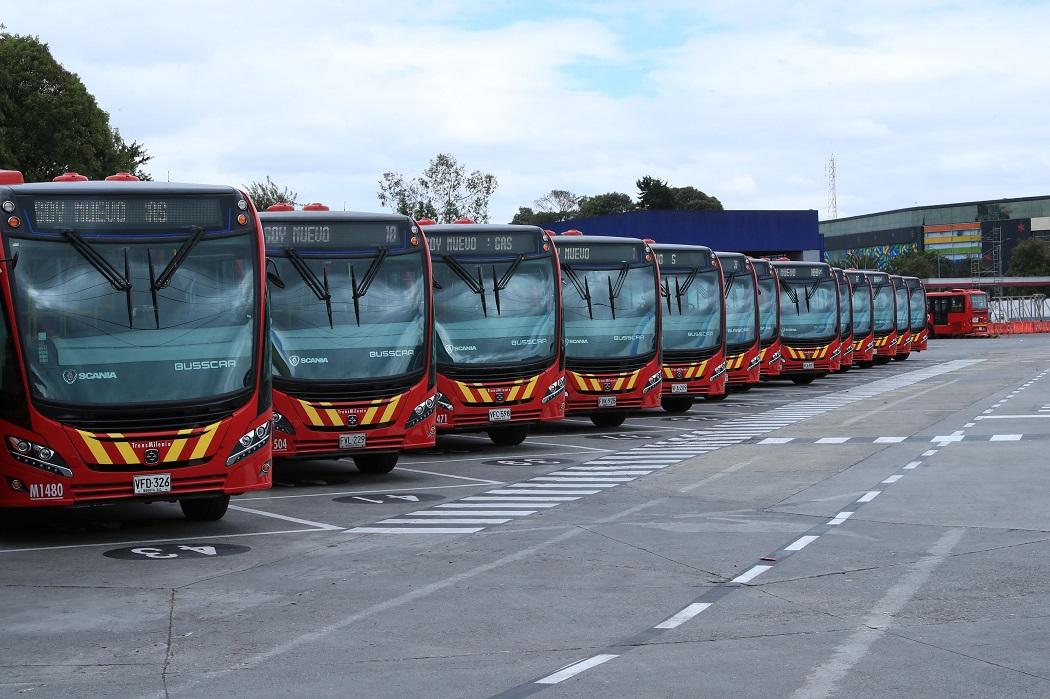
[603,381,613,391]
[289,355,300,367]
[62,370,77,385]
[675,368,684,379]
[495,392,505,403]
[347,414,358,426]
[144,449,160,465]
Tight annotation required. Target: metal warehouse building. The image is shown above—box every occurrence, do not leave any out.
[544,209,822,260]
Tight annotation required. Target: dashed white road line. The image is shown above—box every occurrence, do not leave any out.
[228,505,344,531]
[731,564,773,584]
[990,434,1023,441]
[785,535,820,551]
[828,512,854,525]
[882,475,904,484]
[654,602,712,629]
[856,491,881,503]
[536,654,620,684]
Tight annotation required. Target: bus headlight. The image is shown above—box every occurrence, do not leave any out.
[435,392,454,411]
[6,436,73,477]
[272,412,295,434]
[541,376,565,404]
[226,420,270,467]
[642,372,662,394]
[405,395,436,428]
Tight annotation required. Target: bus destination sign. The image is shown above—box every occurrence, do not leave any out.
[557,243,641,265]
[654,249,713,269]
[32,197,225,229]
[263,222,405,249]
[426,231,537,255]
[717,254,747,273]
[777,264,829,279]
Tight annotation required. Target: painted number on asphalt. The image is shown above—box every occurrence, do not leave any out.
[103,543,251,560]
[483,457,571,466]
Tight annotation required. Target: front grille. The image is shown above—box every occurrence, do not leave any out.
[60,407,234,433]
[88,458,209,473]
[70,474,226,501]
[783,337,834,348]
[444,408,542,427]
[663,347,718,363]
[276,372,422,402]
[566,353,653,373]
[439,358,553,382]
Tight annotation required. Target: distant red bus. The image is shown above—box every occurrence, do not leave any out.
[832,267,853,371]
[751,258,784,378]
[927,289,990,338]
[904,277,929,350]
[890,275,912,360]
[866,271,898,364]
[716,252,761,389]
[845,270,875,367]
[772,261,838,384]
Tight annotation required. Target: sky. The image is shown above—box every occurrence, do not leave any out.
[6,1,1050,222]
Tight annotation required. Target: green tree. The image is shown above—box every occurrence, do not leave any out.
[670,185,723,211]
[377,153,498,223]
[887,249,941,278]
[534,189,580,216]
[0,30,151,180]
[243,176,298,211]
[578,192,635,218]
[1007,238,1050,277]
[636,175,675,210]
[510,207,565,227]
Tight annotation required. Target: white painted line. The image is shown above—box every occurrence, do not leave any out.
[240,483,483,502]
[828,511,854,525]
[932,435,964,443]
[0,527,328,555]
[654,602,712,629]
[347,527,484,534]
[395,468,503,485]
[531,476,635,482]
[882,475,904,484]
[379,518,511,525]
[437,503,556,509]
[407,511,536,517]
[512,482,618,489]
[816,437,850,444]
[857,491,881,503]
[976,414,1050,419]
[228,505,344,531]
[963,423,976,428]
[399,450,610,467]
[536,654,620,685]
[561,469,654,475]
[874,437,906,444]
[731,564,773,584]
[982,409,993,414]
[785,535,819,551]
[990,434,1023,441]
[922,450,938,456]
[903,461,921,470]
[487,489,600,495]
[521,439,612,452]
[464,496,579,502]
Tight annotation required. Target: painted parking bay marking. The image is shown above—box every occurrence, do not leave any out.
[334,493,445,504]
[104,543,251,560]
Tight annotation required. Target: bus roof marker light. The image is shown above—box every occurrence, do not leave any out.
[266,203,295,212]
[453,217,474,224]
[563,229,583,236]
[0,170,25,185]
[303,203,330,211]
[104,171,139,181]
[417,218,437,226]
[52,172,89,182]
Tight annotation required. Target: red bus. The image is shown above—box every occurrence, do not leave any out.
[904,276,929,351]
[927,288,990,337]
[845,270,875,367]
[832,267,853,371]
[772,261,839,384]
[890,274,912,360]
[261,205,434,474]
[716,252,761,389]
[751,258,784,379]
[559,233,662,427]
[0,170,271,520]
[866,271,898,364]
[421,222,564,445]
[651,243,727,411]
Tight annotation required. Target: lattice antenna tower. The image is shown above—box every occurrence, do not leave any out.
[826,154,838,219]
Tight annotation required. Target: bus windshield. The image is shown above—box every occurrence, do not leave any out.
[971,293,989,310]
[757,276,778,343]
[873,283,895,332]
[434,256,556,365]
[851,286,872,335]
[779,278,838,341]
[8,232,256,407]
[269,250,426,380]
[838,280,851,336]
[563,264,657,359]
[895,287,909,331]
[660,268,722,352]
[909,288,927,330]
[724,272,757,347]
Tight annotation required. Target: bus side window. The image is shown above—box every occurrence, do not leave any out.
[950,296,964,312]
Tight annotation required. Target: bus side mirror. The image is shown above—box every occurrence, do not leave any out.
[265,259,285,289]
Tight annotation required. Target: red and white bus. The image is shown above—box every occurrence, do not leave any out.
[890,274,912,360]
[751,258,784,379]
[832,267,853,371]
[845,270,875,367]
[927,288,990,338]
[421,221,565,445]
[559,233,662,427]
[0,170,271,519]
[651,243,727,411]
[866,271,898,364]
[904,276,929,351]
[716,252,761,389]
[772,261,839,384]
[261,205,435,473]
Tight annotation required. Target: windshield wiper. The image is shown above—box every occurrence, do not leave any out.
[723,271,737,297]
[62,230,134,327]
[670,266,701,315]
[780,280,802,315]
[350,248,388,325]
[443,255,488,317]
[560,263,593,319]
[607,263,630,320]
[152,227,204,291]
[490,254,524,315]
[285,248,334,328]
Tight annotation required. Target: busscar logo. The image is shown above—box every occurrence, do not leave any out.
[174,360,237,372]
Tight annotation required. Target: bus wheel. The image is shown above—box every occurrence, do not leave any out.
[729,384,752,393]
[857,360,874,368]
[179,495,230,521]
[590,412,627,428]
[354,453,399,474]
[791,376,816,385]
[661,396,694,414]
[874,356,891,365]
[705,392,729,401]
[487,425,530,446]
[893,353,910,361]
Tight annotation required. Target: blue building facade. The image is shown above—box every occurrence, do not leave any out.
[545,209,822,260]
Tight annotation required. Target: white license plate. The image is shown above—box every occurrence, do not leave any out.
[802,361,815,370]
[133,473,171,495]
[339,433,366,449]
[597,396,617,408]
[488,408,512,422]
[671,383,689,394]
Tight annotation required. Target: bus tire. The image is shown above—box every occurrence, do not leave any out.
[857,360,874,368]
[661,396,694,414]
[486,425,530,446]
[353,452,399,474]
[729,384,752,393]
[791,375,816,385]
[893,353,910,361]
[179,495,230,521]
[874,356,891,365]
[590,412,627,428]
[704,393,729,401]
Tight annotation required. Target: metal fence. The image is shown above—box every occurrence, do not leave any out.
[990,295,1050,322]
